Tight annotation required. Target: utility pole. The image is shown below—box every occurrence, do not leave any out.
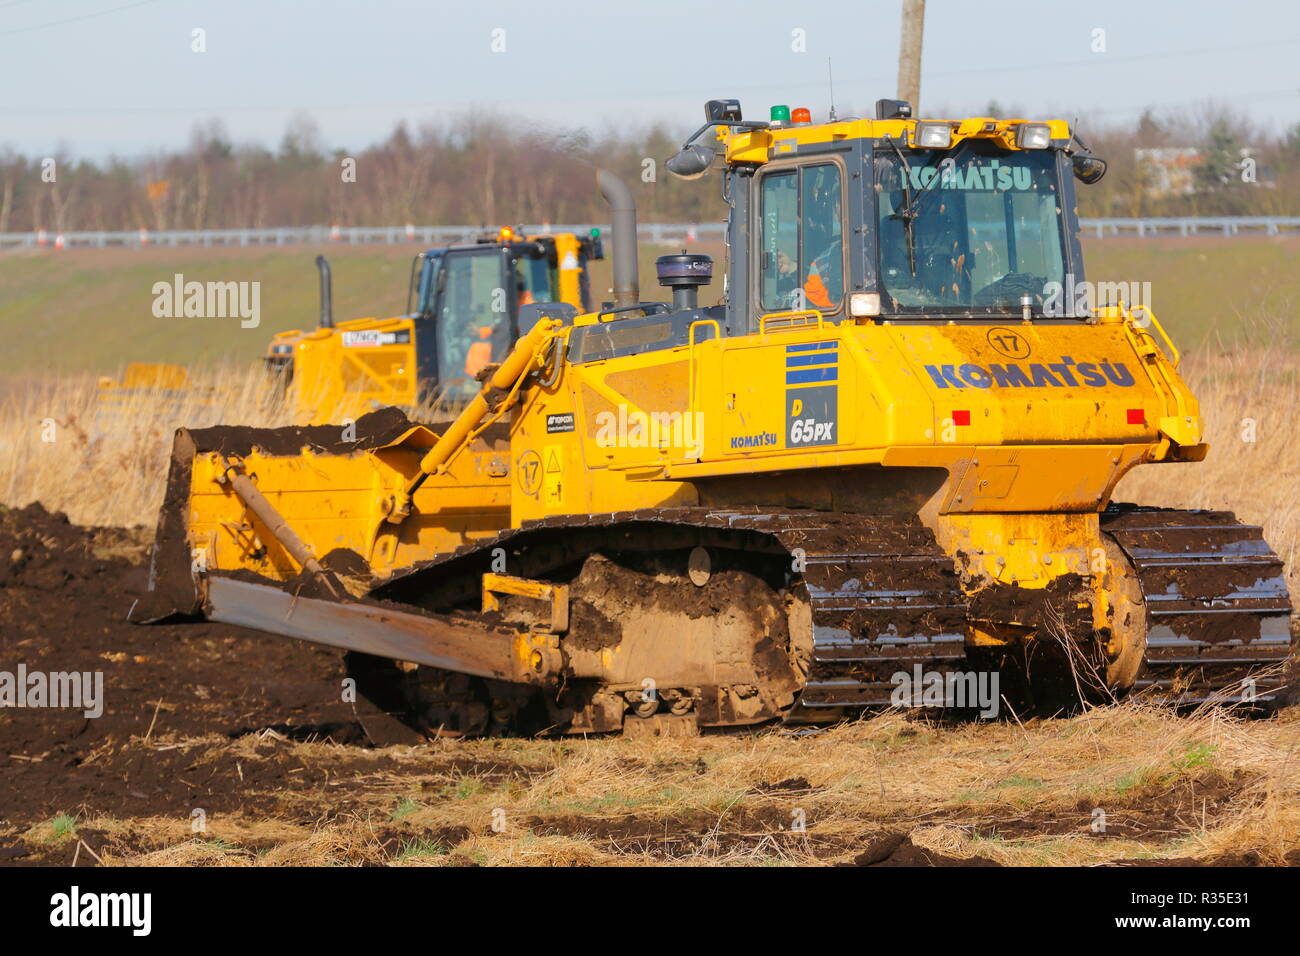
[897,0,925,112]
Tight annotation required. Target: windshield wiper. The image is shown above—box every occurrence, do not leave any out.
[899,139,973,222]
[883,136,918,277]
[886,139,975,278]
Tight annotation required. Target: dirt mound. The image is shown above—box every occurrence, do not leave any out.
[0,502,133,591]
[0,502,357,832]
[848,831,1001,867]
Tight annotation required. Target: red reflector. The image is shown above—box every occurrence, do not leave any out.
[953,410,971,426]
[1127,408,1145,425]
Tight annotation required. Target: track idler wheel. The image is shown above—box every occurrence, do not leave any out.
[967,542,1148,716]
[1098,536,1147,695]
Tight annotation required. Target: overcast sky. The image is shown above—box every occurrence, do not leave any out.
[3,0,1298,159]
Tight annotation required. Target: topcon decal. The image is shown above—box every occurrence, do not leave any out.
[923,357,1136,389]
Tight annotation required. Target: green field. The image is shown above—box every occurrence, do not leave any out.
[1084,237,1299,349]
[0,236,1294,375]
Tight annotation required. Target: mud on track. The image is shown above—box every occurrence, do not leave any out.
[0,503,1296,867]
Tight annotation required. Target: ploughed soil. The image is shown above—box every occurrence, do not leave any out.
[0,502,1294,867]
[0,502,368,861]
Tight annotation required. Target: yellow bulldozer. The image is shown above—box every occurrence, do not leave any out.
[136,100,1293,738]
[98,228,602,427]
[267,228,603,423]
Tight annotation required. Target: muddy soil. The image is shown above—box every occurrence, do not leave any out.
[0,503,359,838]
[0,503,1293,867]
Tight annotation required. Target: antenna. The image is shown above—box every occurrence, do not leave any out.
[827,58,838,121]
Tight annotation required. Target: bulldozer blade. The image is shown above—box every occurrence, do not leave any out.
[203,575,523,679]
[344,652,427,747]
[349,698,426,747]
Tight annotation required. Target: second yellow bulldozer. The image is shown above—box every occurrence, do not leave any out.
[267,228,603,423]
[136,100,1293,737]
[98,228,602,428]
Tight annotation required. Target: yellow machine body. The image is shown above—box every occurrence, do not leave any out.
[182,115,1199,608]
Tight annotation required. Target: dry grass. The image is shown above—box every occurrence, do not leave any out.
[0,363,292,530]
[0,361,467,530]
[42,701,1300,867]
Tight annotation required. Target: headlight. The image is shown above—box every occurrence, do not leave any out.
[1016,123,1052,149]
[849,292,881,317]
[913,122,952,149]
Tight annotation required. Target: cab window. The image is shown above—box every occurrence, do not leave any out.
[436,250,510,393]
[515,254,555,306]
[760,163,844,312]
[413,253,441,315]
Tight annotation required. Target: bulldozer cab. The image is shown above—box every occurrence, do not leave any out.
[711,106,1088,335]
[409,232,598,401]
[757,161,845,313]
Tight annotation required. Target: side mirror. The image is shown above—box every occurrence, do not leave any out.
[666,143,715,180]
[1072,150,1107,185]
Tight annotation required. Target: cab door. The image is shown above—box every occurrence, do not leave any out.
[429,247,516,401]
[411,252,443,391]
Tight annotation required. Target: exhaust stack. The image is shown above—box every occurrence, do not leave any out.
[596,168,638,309]
[315,255,334,328]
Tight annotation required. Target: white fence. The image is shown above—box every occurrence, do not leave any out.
[1083,217,1300,238]
[1,217,1297,250]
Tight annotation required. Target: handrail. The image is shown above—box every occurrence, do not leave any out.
[1130,305,1181,368]
[687,319,721,418]
[593,302,671,323]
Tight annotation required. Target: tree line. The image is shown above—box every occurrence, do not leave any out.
[1,105,1295,234]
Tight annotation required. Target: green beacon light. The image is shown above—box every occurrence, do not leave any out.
[770,104,791,124]
[590,227,600,238]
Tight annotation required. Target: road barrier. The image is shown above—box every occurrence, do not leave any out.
[2,217,1297,250]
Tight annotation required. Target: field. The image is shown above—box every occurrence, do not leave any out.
[0,238,1296,867]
